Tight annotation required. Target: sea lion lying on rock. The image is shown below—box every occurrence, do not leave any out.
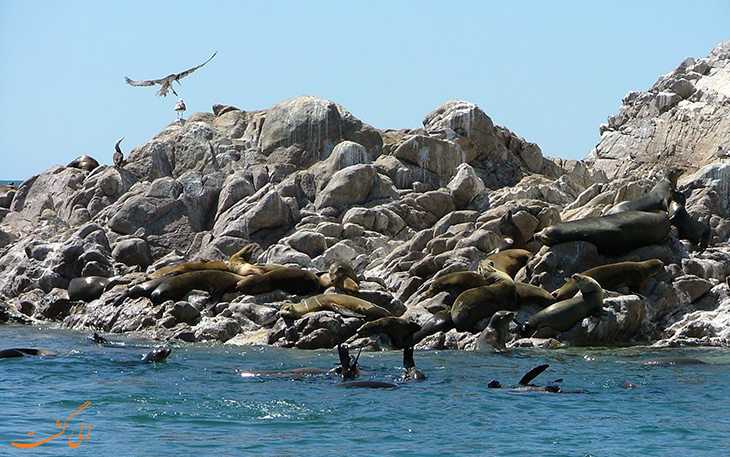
[478,249,533,278]
[318,261,359,293]
[357,316,421,348]
[280,294,392,320]
[605,168,684,215]
[451,263,517,332]
[552,259,664,300]
[236,267,320,295]
[533,210,671,255]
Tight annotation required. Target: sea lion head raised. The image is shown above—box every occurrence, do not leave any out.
[142,347,171,363]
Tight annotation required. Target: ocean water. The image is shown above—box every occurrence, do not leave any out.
[1,325,729,457]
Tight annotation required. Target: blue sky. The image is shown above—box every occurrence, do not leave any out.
[1,1,729,181]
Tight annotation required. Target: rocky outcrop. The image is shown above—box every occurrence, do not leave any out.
[2,43,730,350]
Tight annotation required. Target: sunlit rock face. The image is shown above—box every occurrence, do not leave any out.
[2,43,730,349]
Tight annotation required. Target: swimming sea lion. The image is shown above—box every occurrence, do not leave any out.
[235,267,320,295]
[553,259,664,300]
[628,356,706,365]
[498,209,526,250]
[0,348,58,358]
[606,168,684,215]
[478,249,533,278]
[280,294,392,320]
[335,345,397,388]
[66,155,100,172]
[488,364,585,393]
[401,347,427,381]
[357,317,421,348]
[476,310,516,351]
[522,274,604,336]
[669,190,711,253]
[150,270,246,302]
[141,347,171,363]
[451,263,517,332]
[533,210,671,255]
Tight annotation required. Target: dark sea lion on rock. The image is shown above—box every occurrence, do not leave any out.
[400,347,427,381]
[236,267,320,295]
[553,259,664,300]
[606,168,684,215]
[66,155,100,172]
[0,348,58,358]
[410,310,453,345]
[425,271,489,298]
[451,263,517,332]
[68,276,128,302]
[150,270,245,302]
[280,294,392,320]
[669,190,711,253]
[479,249,533,278]
[476,310,516,351]
[515,283,556,307]
[149,259,230,278]
[357,317,421,348]
[522,274,604,336]
[498,209,526,250]
[533,210,671,255]
[113,276,167,306]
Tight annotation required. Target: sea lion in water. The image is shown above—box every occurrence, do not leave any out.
[606,168,684,215]
[522,274,604,336]
[451,263,517,332]
[0,348,58,358]
[553,259,664,300]
[68,276,128,302]
[141,347,171,363]
[476,310,517,351]
[280,294,392,320]
[357,317,421,348]
[488,364,584,393]
[628,356,706,365]
[668,190,711,253]
[478,249,533,278]
[150,270,245,302]
[400,347,427,381]
[66,155,100,172]
[533,210,671,255]
[235,267,320,295]
[318,261,360,293]
[335,345,397,388]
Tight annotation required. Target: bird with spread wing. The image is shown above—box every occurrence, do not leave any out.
[125,52,217,97]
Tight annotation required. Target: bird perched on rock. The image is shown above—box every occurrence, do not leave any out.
[714,145,730,159]
[113,137,124,167]
[175,98,186,119]
[124,52,217,97]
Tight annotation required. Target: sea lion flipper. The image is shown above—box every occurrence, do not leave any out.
[327,303,366,319]
[518,364,549,385]
[403,347,415,370]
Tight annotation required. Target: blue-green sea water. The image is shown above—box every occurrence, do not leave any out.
[2,324,729,456]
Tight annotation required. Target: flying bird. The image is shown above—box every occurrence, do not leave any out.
[124,52,217,97]
[114,137,125,167]
[174,98,186,119]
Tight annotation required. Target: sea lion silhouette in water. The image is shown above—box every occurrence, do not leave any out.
[627,356,706,365]
[522,274,604,337]
[476,310,517,351]
[488,364,585,393]
[335,345,397,389]
[606,168,684,215]
[140,347,171,363]
[668,190,711,253]
[552,259,664,300]
[0,348,58,358]
[533,210,671,256]
[400,347,427,381]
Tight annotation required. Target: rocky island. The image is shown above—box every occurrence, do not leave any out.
[2,41,730,350]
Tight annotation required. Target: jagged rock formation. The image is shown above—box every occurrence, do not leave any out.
[2,41,730,349]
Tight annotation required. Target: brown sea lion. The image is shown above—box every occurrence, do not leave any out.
[280,294,392,320]
[227,243,284,276]
[318,262,359,293]
[522,274,604,336]
[235,267,320,295]
[148,259,230,278]
[476,310,516,351]
[410,310,453,345]
[66,155,100,172]
[451,263,517,332]
[498,209,526,250]
[553,259,664,300]
[357,317,421,348]
[425,271,489,298]
[606,168,684,215]
[478,249,533,278]
[149,270,245,302]
[515,282,556,307]
[669,190,711,253]
[533,210,671,255]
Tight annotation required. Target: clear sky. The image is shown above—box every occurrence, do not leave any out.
[1,1,729,181]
